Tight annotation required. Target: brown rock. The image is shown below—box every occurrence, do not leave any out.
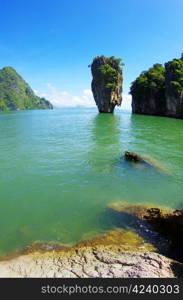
[109,202,183,262]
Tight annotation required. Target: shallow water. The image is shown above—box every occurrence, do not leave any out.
[0,107,183,256]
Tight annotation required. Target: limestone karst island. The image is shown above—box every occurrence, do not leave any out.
[0,67,53,111]
[131,54,183,118]
[1,0,183,287]
[91,56,123,113]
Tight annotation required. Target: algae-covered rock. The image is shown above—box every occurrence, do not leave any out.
[0,224,183,278]
[108,202,172,221]
[124,151,170,173]
[78,228,155,252]
[91,56,123,113]
[0,242,180,278]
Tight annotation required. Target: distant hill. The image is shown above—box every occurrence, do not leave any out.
[0,67,53,111]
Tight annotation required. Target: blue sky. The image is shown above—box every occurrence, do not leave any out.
[0,0,183,108]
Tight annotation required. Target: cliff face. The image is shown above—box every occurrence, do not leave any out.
[165,59,183,118]
[131,93,166,116]
[91,56,123,113]
[131,57,183,119]
[131,64,166,116]
[0,67,53,111]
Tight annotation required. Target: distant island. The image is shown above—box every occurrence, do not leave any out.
[130,55,183,118]
[0,67,53,111]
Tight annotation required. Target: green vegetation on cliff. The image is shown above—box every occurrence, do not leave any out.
[91,55,123,113]
[131,57,183,100]
[130,56,183,118]
[0,67,53,111]
[165,58,183,95]
[130,63,165,100]
[95,56,123,91]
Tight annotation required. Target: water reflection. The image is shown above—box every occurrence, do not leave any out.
[88,113,121,173]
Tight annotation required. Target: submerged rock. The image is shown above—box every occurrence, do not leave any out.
[124,151,170,173]
[79,228,155,252]
[124,151,145,163]
[91,56,123,113]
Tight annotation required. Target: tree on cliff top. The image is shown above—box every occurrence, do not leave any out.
[91,55,123,113]
[165,58,183,95]
[91,56,123,91]
[130,57,183,100]
[130,64,165,98]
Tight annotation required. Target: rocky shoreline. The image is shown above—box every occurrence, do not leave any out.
[0,202,183,278]
[0,244,182,278]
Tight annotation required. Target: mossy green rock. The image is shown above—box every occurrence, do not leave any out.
[0,67,53,111]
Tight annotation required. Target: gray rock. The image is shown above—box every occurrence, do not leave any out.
[91,56,122,113]
[0,245,180,278]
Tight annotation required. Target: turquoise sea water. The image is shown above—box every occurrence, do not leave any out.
[0,107,183,256]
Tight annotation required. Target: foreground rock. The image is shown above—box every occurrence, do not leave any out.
[0,245,181,278]
[109,202,183,262]
[0,228,183,278]
[91,56,123,113]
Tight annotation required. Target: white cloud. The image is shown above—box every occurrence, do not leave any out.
[35,84,95,107]
[83,89,92,95]
[35,84,132,110]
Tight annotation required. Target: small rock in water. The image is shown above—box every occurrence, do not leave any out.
[124,151,144,163]
[124,151,170,173]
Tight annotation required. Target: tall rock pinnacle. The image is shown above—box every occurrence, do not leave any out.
[91,56,123,113]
